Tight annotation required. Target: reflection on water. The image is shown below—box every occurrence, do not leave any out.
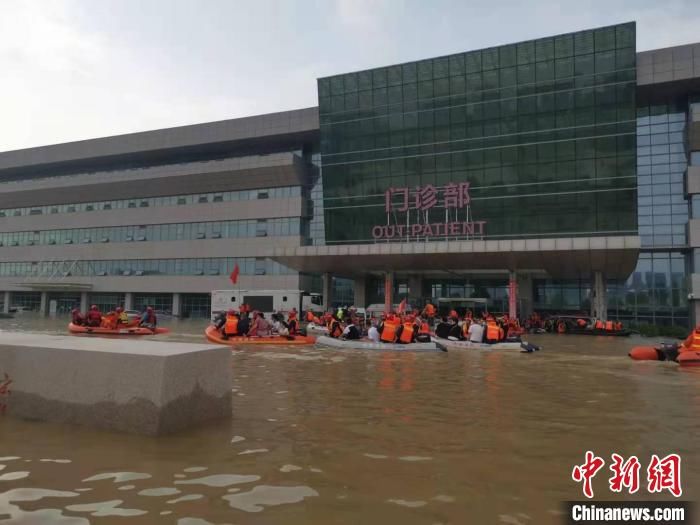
[1,313,700,523]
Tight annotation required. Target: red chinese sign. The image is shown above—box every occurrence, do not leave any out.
[376,182,485,241]
[385,182,471,213]
[0,372,12,415]
[572,452,682,499]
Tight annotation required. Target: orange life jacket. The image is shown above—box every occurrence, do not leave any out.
[605,320,614,331]
[101,313,117,329]
[594,320,604,330]
[419,322,430,334]
[399,322,415,343]
[576,318,586,327]
[306,311,315,322]
[380,320,399,343]
[224,315,239,336]
[684,331,700,352]
[329,320,343,338]
[486,322,500,341]
[424,304,436,317]
[615,321,623,331]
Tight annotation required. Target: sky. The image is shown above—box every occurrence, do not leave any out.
[1,0,699,152]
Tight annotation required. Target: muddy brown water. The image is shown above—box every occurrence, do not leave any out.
[1,314,699,524]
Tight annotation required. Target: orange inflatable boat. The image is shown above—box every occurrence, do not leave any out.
[68,322,169,336]
[678,351,700,367]
[205,325,315,345]
[629,346,666,361]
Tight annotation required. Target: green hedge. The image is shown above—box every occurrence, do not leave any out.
[629,322,688,339]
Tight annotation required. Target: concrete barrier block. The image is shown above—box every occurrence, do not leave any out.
[0,332,231,435]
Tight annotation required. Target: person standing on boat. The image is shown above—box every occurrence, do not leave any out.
[287,308,298,336]
[422,302,437,326]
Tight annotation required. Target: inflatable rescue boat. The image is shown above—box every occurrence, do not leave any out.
[204,325,315,345]
[315,335,445,352]
[68,322,169,336]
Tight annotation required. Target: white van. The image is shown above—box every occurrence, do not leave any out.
[210,290,322,320]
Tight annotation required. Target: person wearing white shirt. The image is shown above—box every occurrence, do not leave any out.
[367,323,380,343]
[468,321,484,343]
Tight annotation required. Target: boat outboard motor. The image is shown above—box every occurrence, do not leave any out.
[659,342,680,362]
[520,342,541,353]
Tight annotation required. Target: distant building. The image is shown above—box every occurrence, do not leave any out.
[1,22,699,327]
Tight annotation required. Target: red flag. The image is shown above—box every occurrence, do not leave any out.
[229,263,240,285]
[397,298,407,314]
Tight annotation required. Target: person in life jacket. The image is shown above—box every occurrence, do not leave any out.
[139,306,157,330]
[101,310,118,329]
[222,309,240,339]
[615,321,623,331]
[605,320,614,331]
[594,319,604,330]
[380,314,401,343]
[399,315,418,344]
[422,302,437,325]
[461,317,472,340]
[115,306,129,326]
[327,315,343,338]
[576,318,587,328]
[306,310,322,325]
[71,307,85,326]
[287,308,298,336]
[86,305,102,327]
[485,320,502,344]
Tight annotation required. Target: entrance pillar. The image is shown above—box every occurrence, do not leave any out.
[124,292,133,311]
[80,292,89,312]
[39,292,48,316]
[591,271,607,320]
[508,271,517,319]
[516,273,534,319]
[408,275,422,306]
[322,273,333,312]
[352,276,366,308]
[2,291,9,314]
[384,271,394,313]
[172,293,182,317]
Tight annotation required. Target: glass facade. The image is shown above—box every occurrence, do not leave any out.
[10,291,41,311]
[0,257,294,277]
[87,293,125,313]
[0,186,302,218]
[0,218,304,248]
[181,293,211,318]
[318,23,637,244]
[133,293,173,313]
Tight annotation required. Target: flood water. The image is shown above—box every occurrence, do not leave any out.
[1,314,699,524]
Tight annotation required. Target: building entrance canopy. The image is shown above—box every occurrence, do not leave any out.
[269,236,640,279]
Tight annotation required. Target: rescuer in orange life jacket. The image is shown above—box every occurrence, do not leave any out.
[326,314,343,338]
[398,314,419,344]
[71,307,86,326]
[86,305,102,327]
[679,326,700,353]
[287,308,298,336]
[222,309,240,339]
[484,318,504,344]
[379,313,402,343]
[422,302,437,326]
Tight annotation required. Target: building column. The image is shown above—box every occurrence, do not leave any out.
[80,292,89,312]
[591,271,607,321]
[123,292,133,311]
[508,271,517,319]
[322,273,333,312]
[39,292,48,316]
[2,291,9,314]
[408,274,422,306]
[516,273,533,319]
[352,277,366,309]
[172,293,182,317]
[384,271,394,313]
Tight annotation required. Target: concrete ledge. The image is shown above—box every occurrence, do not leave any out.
[0,332,231,435]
